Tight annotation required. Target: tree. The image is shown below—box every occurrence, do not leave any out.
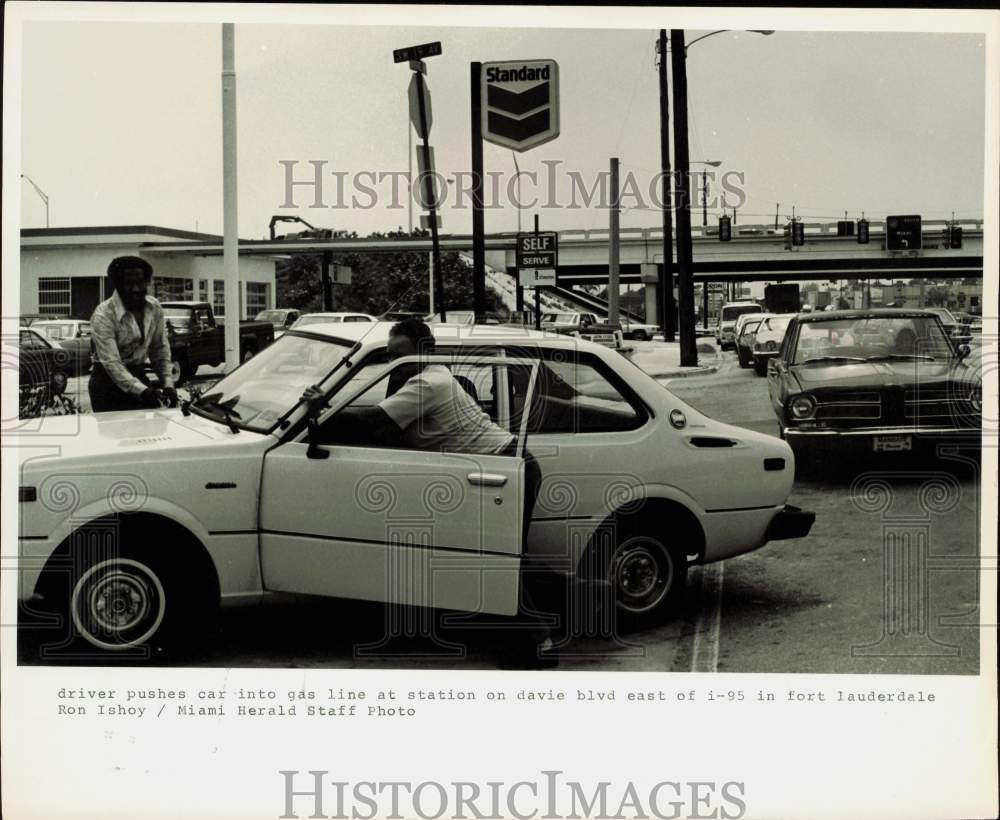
[275,229,507,317]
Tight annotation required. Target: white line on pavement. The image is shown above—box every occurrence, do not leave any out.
[690,562,725,673]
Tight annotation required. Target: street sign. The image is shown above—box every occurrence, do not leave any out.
[393,41,442,63]
[408,74,432,139]
[886,214,922,251]
[516,231,558,269]
[482,59,560,151]
[518,268,557,288]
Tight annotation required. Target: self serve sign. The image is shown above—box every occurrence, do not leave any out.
[482,60,560,151]
[517,232,558,269]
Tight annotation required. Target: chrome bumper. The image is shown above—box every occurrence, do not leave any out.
[784,426,977,438]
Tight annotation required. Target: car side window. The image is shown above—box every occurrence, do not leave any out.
[507,350,646,434]
[20,330,47,350]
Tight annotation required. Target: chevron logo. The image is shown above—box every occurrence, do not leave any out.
[482,59,560,152]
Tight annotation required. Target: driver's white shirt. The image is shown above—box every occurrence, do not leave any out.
[378,364,514,454]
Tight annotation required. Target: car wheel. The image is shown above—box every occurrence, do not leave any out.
[70,556,170,652]
[634,330,649,341]
[169,357,187,387]
[753,362,768,377]
[50,370,68,396]
[737,351,750,368]
[592,530,687,630]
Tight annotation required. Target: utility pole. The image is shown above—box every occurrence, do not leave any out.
[534,214,542,330]
[609,157,621,324]
[702,173,709,227]
[221,23,240,372]
[670,29,698,367]
[657,30,677,342]
[471,62,486,320]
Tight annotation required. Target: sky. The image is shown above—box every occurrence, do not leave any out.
[18,21,987,239]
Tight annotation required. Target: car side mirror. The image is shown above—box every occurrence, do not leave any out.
[956,343,971,360]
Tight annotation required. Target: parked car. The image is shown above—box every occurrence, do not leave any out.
[426,310,505,326]
[11,327,73,399]
[735,316,765,369]
[291,312,376,330]
[378,310,426,322]
[716,301,763,349]
[618,318,660,341]
[254,308,302,339]
[539,311,624,349]
[924,307,971,344]
[160,301,275,385]
[30,319,93,375]
[751,313,796,376]
[19,314,63,328]
[16,322,813,654]
[767,309,981,465]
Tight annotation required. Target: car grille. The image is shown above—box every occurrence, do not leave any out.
[903,386,970,422]
[815,391,881,421]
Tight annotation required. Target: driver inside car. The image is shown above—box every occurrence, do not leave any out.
[299,318,553,666]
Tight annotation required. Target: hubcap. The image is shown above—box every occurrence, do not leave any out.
[71,558,166,650]
[612,539,673,614]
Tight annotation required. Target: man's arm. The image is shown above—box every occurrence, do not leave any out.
[90,306,147,397]
[148,306,175,390]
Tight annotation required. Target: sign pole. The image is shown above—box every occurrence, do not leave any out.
[533,214,541,330]
[415,70,445,322]
[658,30,676,342]
[471,62,486,320]
[221,23,240,373]
[609,157,621,325]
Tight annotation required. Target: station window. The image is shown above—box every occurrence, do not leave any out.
[246,282,269,319]
[153,276,189,302]
[37,278,71,316]
[213,281,225,318]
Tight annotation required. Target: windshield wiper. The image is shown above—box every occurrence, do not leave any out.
[191,391,243,433]
[864,354,936,362]
[800,356,866,364]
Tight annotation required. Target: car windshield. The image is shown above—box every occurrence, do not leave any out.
[543,313,576,323]
[929,308,956,323]
[37,323,75,340]
[760,316,792,334]
[722,305,762,321]
[189,333,354,433]
[292,315,340,328]
[792,316,954,364]
[163,307,193,330]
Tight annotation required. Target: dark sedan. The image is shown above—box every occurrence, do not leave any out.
[30,319,93,375]
[766,309,981,464]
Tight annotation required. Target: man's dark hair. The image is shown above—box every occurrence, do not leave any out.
[389,317,435,353]
[107,256,153,289]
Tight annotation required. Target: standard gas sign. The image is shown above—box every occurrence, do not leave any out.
[517,232,558,269]
[482,60,560,152]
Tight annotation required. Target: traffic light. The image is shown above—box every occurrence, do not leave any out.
[857,219,870,244]
[718,215,732,242]
[837,220,854,237]
[791,220,805,246]
[949,225,963,249]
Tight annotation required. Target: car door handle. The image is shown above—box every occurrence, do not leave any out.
[467,472,507,487]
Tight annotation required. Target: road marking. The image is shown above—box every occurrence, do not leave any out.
[690,562,725,673]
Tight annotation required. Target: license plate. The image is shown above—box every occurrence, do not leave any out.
[873,435,912,452]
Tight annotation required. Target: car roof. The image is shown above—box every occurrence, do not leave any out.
[798,308,939,323]
[161,300,211,308]
[32,319,85,325]
[299,312,372,318]
[285,320,596,350]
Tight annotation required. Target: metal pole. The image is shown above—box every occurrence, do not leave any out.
[408,121,413,234]
[415,70,445,322]
[671,29,698,367]
[222,23,240,372]
[658,30,676,342]
[702,281,709,329]
[534,214,541,331]
[471,62,486,320]
[428,251,434,314]
[513,152,524,314]
[702,173,708,227]
[608,157,621,324]
[321,251,333,311]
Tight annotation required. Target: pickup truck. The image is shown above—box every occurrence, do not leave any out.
[539,312,624,349]
[160,301,274,384]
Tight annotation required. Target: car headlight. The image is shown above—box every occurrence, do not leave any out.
[970,387,981,413]
[789,395,816,420]
[766,340,778,351]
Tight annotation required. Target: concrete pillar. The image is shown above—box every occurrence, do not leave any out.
[644,284,658,326]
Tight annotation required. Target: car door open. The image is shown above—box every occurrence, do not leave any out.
[259,354,538,617]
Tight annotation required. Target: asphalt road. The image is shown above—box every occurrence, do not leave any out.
[21,345,984,674]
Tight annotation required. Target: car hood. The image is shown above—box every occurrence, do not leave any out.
[14,408,268,470]
[788,359,975,392]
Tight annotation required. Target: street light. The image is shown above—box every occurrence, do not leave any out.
[671,29,773,367]
[686,30,774,50]
[21,173,50,228]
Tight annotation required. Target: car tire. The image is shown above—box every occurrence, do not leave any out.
[634,330,649,342]
[587,527,688,632]
[50,370,69,396]
[753,362,768,377]
[737,351,750,368]
[169,357,187,387]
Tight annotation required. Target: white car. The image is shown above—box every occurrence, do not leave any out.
[15,323,813,653]
[290,312,376,331]
[716,302,764,349]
